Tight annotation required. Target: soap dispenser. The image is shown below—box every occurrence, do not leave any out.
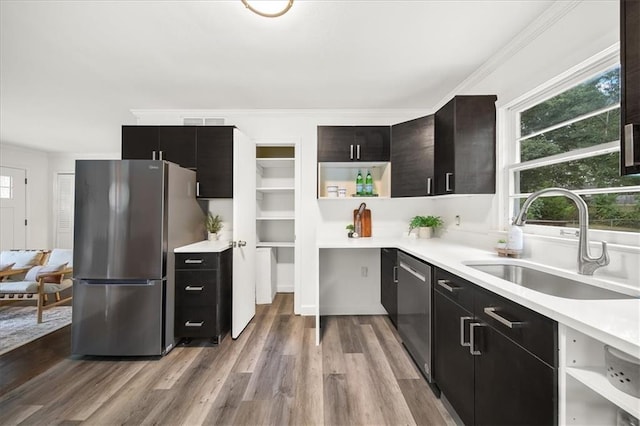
[508,218,524,252]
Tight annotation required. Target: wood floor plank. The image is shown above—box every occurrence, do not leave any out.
[203,373,251,425]
[0,293,456,426]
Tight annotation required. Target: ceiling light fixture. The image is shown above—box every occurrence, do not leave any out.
[241,0,294,18]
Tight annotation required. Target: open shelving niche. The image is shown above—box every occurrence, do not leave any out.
[255,144,298,300]
[559,325,640,425]
[317,162,391,199]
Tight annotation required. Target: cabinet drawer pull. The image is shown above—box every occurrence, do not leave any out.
[484,307,524,329]
[184,259,204,264]
[350,144,354,160]
[185,321,204,327]
[437,279,461,292]
[445,172,453,192]
[460,316,473,347]
[356,144,361,160]
[469,322,485,356]
[185,285,204,291]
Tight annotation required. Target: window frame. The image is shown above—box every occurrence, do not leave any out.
[500,46,640,246]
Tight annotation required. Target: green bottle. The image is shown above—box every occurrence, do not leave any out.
[356,170,364,195]
[365,170,373,195]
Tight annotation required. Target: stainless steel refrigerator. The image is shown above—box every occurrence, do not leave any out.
[71,160,203,356]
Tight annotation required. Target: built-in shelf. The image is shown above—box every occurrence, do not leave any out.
[317,195,390,200]
[257,158,295,168]
[256,187,295,193]
[567,367,640,419]
[256,241,295,248]
[256,216,295,220]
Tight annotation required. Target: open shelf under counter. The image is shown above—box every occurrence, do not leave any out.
[318,161,390,199]
[566,367,640,419]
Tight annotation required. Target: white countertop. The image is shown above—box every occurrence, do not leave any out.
[175,240,232,253]
[318,236,640,358]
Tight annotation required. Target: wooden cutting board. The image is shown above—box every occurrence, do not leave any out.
[353,208,372,237]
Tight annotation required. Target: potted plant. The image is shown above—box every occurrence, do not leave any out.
[496,239,508,250]
[346,224,356,238]
[206,213,223,241]
[409,215,444,239]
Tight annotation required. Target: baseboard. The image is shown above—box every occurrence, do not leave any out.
[277,284,294,293]
[320,305,387,316]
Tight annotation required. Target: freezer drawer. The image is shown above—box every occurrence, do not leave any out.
[72,279,165,356]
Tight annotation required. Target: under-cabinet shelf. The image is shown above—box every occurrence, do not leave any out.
[256,187,295,193]
[566,367,640,418]
[256,216,295,221]
[317,161,391,198]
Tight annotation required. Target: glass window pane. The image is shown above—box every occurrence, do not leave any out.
[520,67,620,137]
[520,108,620,162]
[517,192,640,233]
[0,188,11,199]
[516,153,640,193]
[0,176,11,187]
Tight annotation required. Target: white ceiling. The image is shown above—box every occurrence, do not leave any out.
[0,0,555,154]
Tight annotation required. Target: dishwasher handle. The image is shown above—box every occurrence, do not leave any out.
[399,261,426,282]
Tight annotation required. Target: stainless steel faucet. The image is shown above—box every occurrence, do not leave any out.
[513,187,610,275]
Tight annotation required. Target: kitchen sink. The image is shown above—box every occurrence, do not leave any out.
[465,262,636,300]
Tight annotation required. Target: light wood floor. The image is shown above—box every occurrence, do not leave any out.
[0,293,453,425]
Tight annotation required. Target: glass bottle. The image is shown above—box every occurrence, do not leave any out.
[365,170,373,195]
[356,170,364,195]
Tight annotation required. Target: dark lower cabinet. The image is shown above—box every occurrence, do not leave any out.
[380,248,398,327]
[434,268,557,426]
[621,0,640,175]
[174,249,232,343]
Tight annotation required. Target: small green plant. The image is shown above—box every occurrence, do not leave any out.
[206,213,223,234]
[409,215,444,232]
[497,238,507,244]
[346,224,355,232]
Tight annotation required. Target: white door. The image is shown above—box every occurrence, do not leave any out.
[232,129,256,338]
[0,166,27,250]
[55,173,75,249]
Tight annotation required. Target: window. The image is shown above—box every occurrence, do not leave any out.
[0,175,13,199]
[506,55,640,239]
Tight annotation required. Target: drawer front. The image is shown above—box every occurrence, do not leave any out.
[475,288,557,367]
[175,253,218,270]
[434,268,475,312]
[175,271,218,307]
[175,306,217,337]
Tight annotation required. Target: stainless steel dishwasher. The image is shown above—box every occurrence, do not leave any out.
[397,251,433,382]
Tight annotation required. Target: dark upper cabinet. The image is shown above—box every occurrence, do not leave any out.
[122,126,159,160]
[391,115,435,197]
[158,126,196,169]
[380,248,398,327]
[122,125,195,169]
[318,125,390,162]
[621,0,640,175]
[434,95,497,195]
[196,126,234,198]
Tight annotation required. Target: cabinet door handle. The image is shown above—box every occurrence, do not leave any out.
[152,150,156,160]
[184,259,203,264]
[196,182,200,197]
[356,144,361,160]
[237,240,247,247]
[484,307,524,329]
[437,279,461,292]
[159,150,164,160]
[185,321,204,327]
[460,316,473,347]
[426,177,432,195]
[445,172,453,192]
[185,286,204,291]
[469,322,485,356]
[625,123,638,167]
[350,144,354,160]
[393,266,398,283]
